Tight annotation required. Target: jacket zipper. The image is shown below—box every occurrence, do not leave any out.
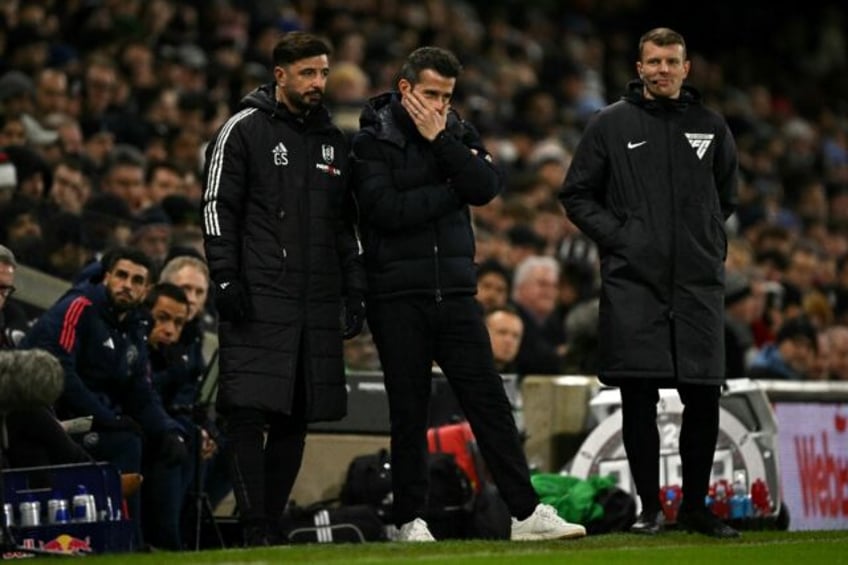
[299,132,312,414]
[433,224,442,303]
[667,118,677,376]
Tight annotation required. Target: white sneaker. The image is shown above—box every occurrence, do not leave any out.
[397,518,436,542]
[511,504,587,541]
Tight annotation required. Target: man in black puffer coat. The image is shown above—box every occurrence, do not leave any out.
[201,32,366,546]
[351,46,585,543]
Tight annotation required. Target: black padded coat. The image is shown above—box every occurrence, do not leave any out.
[201,84,365,420]
[560,82,738,386]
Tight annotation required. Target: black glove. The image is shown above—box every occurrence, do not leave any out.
[215,278,251,323]
[92,416,143,436]
[158,432,189,466]
[343,293,366,339]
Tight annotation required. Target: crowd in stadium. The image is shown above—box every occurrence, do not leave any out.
[0,0,847,549]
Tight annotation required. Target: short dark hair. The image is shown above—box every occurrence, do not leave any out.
[638,27,687,59]
[102,246,156,283]
[485,304,521,320]
[145,281,188,310]
[272,32,332,67]
[776,316,818,352]
[144,159,182,185]
[477,258,510,284]
[398,46,462,84]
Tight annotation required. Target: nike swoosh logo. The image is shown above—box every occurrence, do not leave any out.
[627,141,647,149]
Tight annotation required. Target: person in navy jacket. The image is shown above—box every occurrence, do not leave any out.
[22,246,185,542]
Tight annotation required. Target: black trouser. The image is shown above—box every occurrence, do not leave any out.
[368,295,538,526]
[619,382,721,513]
[223,360,307,538]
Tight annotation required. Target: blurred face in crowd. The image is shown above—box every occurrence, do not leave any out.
[477,271,509,313]
[18,171,46,200]
[828,327,848,381]
[102,163,147,213]
[274,55,329,114]
[0,117,27,147]
[50,163,89,214]
[58,121,85,157]
[637,40,690,100]
[0,261,15,311]
[809,331,833,381]
[6,211,42,242]
[84,63,117,115]
[785,248,819,292]
[486,310,524,368]
[514,264,559,319]
[103,259,150,313]
[779,333,817,378]
[165,264,208,321]
[132,225,171,267]
[148,295,189,348]
[35,68,69,116]
[148,165,183,204]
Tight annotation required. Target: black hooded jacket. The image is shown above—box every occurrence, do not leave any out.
[560,81,738,386]
[201,84,365,420]
[350,92,501,300]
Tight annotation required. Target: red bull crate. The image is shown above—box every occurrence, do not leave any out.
[2,462,136,556]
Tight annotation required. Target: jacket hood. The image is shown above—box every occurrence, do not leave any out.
[240,83,334,128]
[622,80,702,112]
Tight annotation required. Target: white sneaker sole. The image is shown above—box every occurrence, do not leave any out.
[511,527,587,541]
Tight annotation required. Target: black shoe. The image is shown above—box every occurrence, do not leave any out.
[676,507,740,538]
[630,509,665,535]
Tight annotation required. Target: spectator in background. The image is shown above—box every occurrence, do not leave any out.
[130,206,173,270]
[826,325,848,381]
[325,61,370,138]
[506,224,546,270]
[99,146,148,215]
[81,193,134,256]
[475,258,512,313]
[810,329,834,381]
[33,67,70,121]
[748,316,818,380]
[511,255,566,375]
[0,71,35,118]
[41,212,91,280]
[144,160,185,209]
[0,196,46,270]
[724,271,757,379]
[6,144,52,202]
[781,240,822,318]
[46,156,91,216]
[485,306,524,374]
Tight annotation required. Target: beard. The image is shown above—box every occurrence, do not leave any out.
[284,86,324,113]
[107,288,139,314]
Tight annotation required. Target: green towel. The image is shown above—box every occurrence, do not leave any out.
[530,473,619,524]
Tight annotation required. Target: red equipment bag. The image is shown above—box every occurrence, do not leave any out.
[427,421,484,493]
